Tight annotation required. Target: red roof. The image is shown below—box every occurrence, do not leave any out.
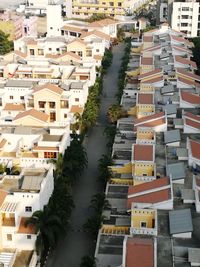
[126,237,154,267]
[141,57,153,65]
[172,45,191,53]
[175,56,197,68]
[128,177,169,195]
[133,144,154,161]
[138,93,153,104]
[185,119,200,130]
[138,68,162,80]
[181,91,200,104]
[127,189,170,209]
[190,139,200,160]
[185,112,200,122]
[171,35,193,46]
[142,76,163,84]
[142,45,161,52]
[176,68,200,82]
[143,36,153,42]
[134,111,165,125]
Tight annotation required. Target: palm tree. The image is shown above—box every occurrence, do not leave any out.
[80,255,97,267]
[98,154,112,184]
[71,112,84,133]
[83,215,103,237]
[25,207,64,258]
[104,125,117,149]
[107,104,127,123]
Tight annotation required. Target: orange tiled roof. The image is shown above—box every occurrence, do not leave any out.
[176,68,200,81]
[14,109,49,122]
[171,35,193,46]
[175,56,197,68]
[190,139,200,160]
[142,76,163,84]
[70,105,83,114]
[18,217,36,234]
[89,18,117,27]
[81,30,110,41]
[14,50,27,58]
[3,103,25,111]
[141,57,153,65]
[143,36,153,42]
[138,68,162,80]
[185,118,200,130]
[181,91,200,104]
[126,237,154,267]
[0,190,8,207]
[133,144,153,161]
[33,83,63,95]
[134,111,165,125]
[61,25,84,32]
[185,112,200,122]
[142,44,161,52]
[127,189,170,209]
[138,93,153,104]
[46,51,81,61]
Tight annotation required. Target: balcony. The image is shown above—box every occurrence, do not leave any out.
[2,217,15,227]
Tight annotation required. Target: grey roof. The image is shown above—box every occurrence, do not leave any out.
[5,80,34,88]
[70,82,84,89]
[161,85,175,94]
[188,248,200,263]
[169,209,193,235]
[164,129,181,144]
[162,104,177,115]
[115,217,131,226]
[176,148,188,158]
[21,175,44,191]
[181,189,195,201]
[173,118,183,126]
[167,162,186,180]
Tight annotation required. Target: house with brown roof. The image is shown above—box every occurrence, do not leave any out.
[187,138,200,167]
[183,112,200,133]
[133,111,167,132]
[174,56,197,70]
[127,177,173,210]
[180,91,200,109]
[136,92,155,118]
[122,236,156,267]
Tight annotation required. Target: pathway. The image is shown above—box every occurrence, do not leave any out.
[46,43,125,267]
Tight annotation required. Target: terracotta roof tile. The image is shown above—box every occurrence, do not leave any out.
[138,68,162,80]
[134,111,165,125]
[181,91,200,104]
[142,76,163,84]
[126,237,154,267]
[81,30,110,41]
[89,18,117,27]
[190,139,200,160]
[142,44,161,52]
[185,118,200,130]
[127,188,170,209]
[185,112,200,122]
[3,103,25,111]
[70,105,83,114]
[68,38,86,46]
[128,177,169,195]
[175,56,197,68]
[33,146,59,151]
[33,83,63,95]
[46,51,81,61]
[133,144,154,161]
[176,68,200,82]
[172,45,191,53]
[18,217,36,234]
[61,25,84,32]
[14,109,49,122]
[141,57,153,65]
[171,35,193,46]
[0,190,8,207]
[138,93,153,104]
[143,36,153,42]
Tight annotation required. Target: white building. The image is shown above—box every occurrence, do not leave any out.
[171,0,199,37]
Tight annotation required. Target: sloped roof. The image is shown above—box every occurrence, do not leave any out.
[175,56,197,68]
[138,68,162,80]
[181,91,200,105]
[133,144,154,161]
[169,209,193,234]
[190,139,200,159]
[13,109,49,122]
[33,83,63,95]
[3,103,25,111]
[89,18,117,27]
[81,30,110,41]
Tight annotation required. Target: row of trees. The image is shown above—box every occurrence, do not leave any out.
[72,49,113,134]
[25,135,88,265]
[192,37,200,75]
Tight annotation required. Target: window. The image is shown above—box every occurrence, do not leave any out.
[181,15,189,19]
[7,234,12,241]
[182,7,189,11]
[50,112,56,122]
[44,152,57,158]
[64,114,68,118]
[78,51,83,57]
[178,16,180,19]
[38,49,44,56]
[50,27,53,29]
[69,31,77,37]
[118,2,122,6]
[30,49,35,56]
[60,100,69,108]
[140,221,147,228]
[25,206,32,212]
[49,102,56,108]
[109,2,114,6]
[96,49,99,52]
[49,48,52,51]
[20,96,24,100]
[38,101,46,108]
[86,49,92,57]
[181,23,188,27]
[9,96,13,100]
[27,235,31,239]
[95,7,99,10]
[178,8,181,11]
[75,98,79,102]
[56,48,59,52]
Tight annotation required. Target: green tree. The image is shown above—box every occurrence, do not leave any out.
[83,215,104,237]
[117,27,125,42]
[25,207,64,258]
[71,112,84,133]
[104,125,116,149]
[192,37,200,74]
[107,104,127,123]
[90,193,110,213]
[102,49,113,70]
[87,13,108,22]
[98,154,112,185]
[0,30,13,55]
[0,163,5,174]
[80,255,97,267]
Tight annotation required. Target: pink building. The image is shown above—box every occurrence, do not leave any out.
[22,16,38,37]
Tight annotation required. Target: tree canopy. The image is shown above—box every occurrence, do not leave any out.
[0,30,13,55]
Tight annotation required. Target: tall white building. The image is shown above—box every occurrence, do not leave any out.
[171,0,199,37]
